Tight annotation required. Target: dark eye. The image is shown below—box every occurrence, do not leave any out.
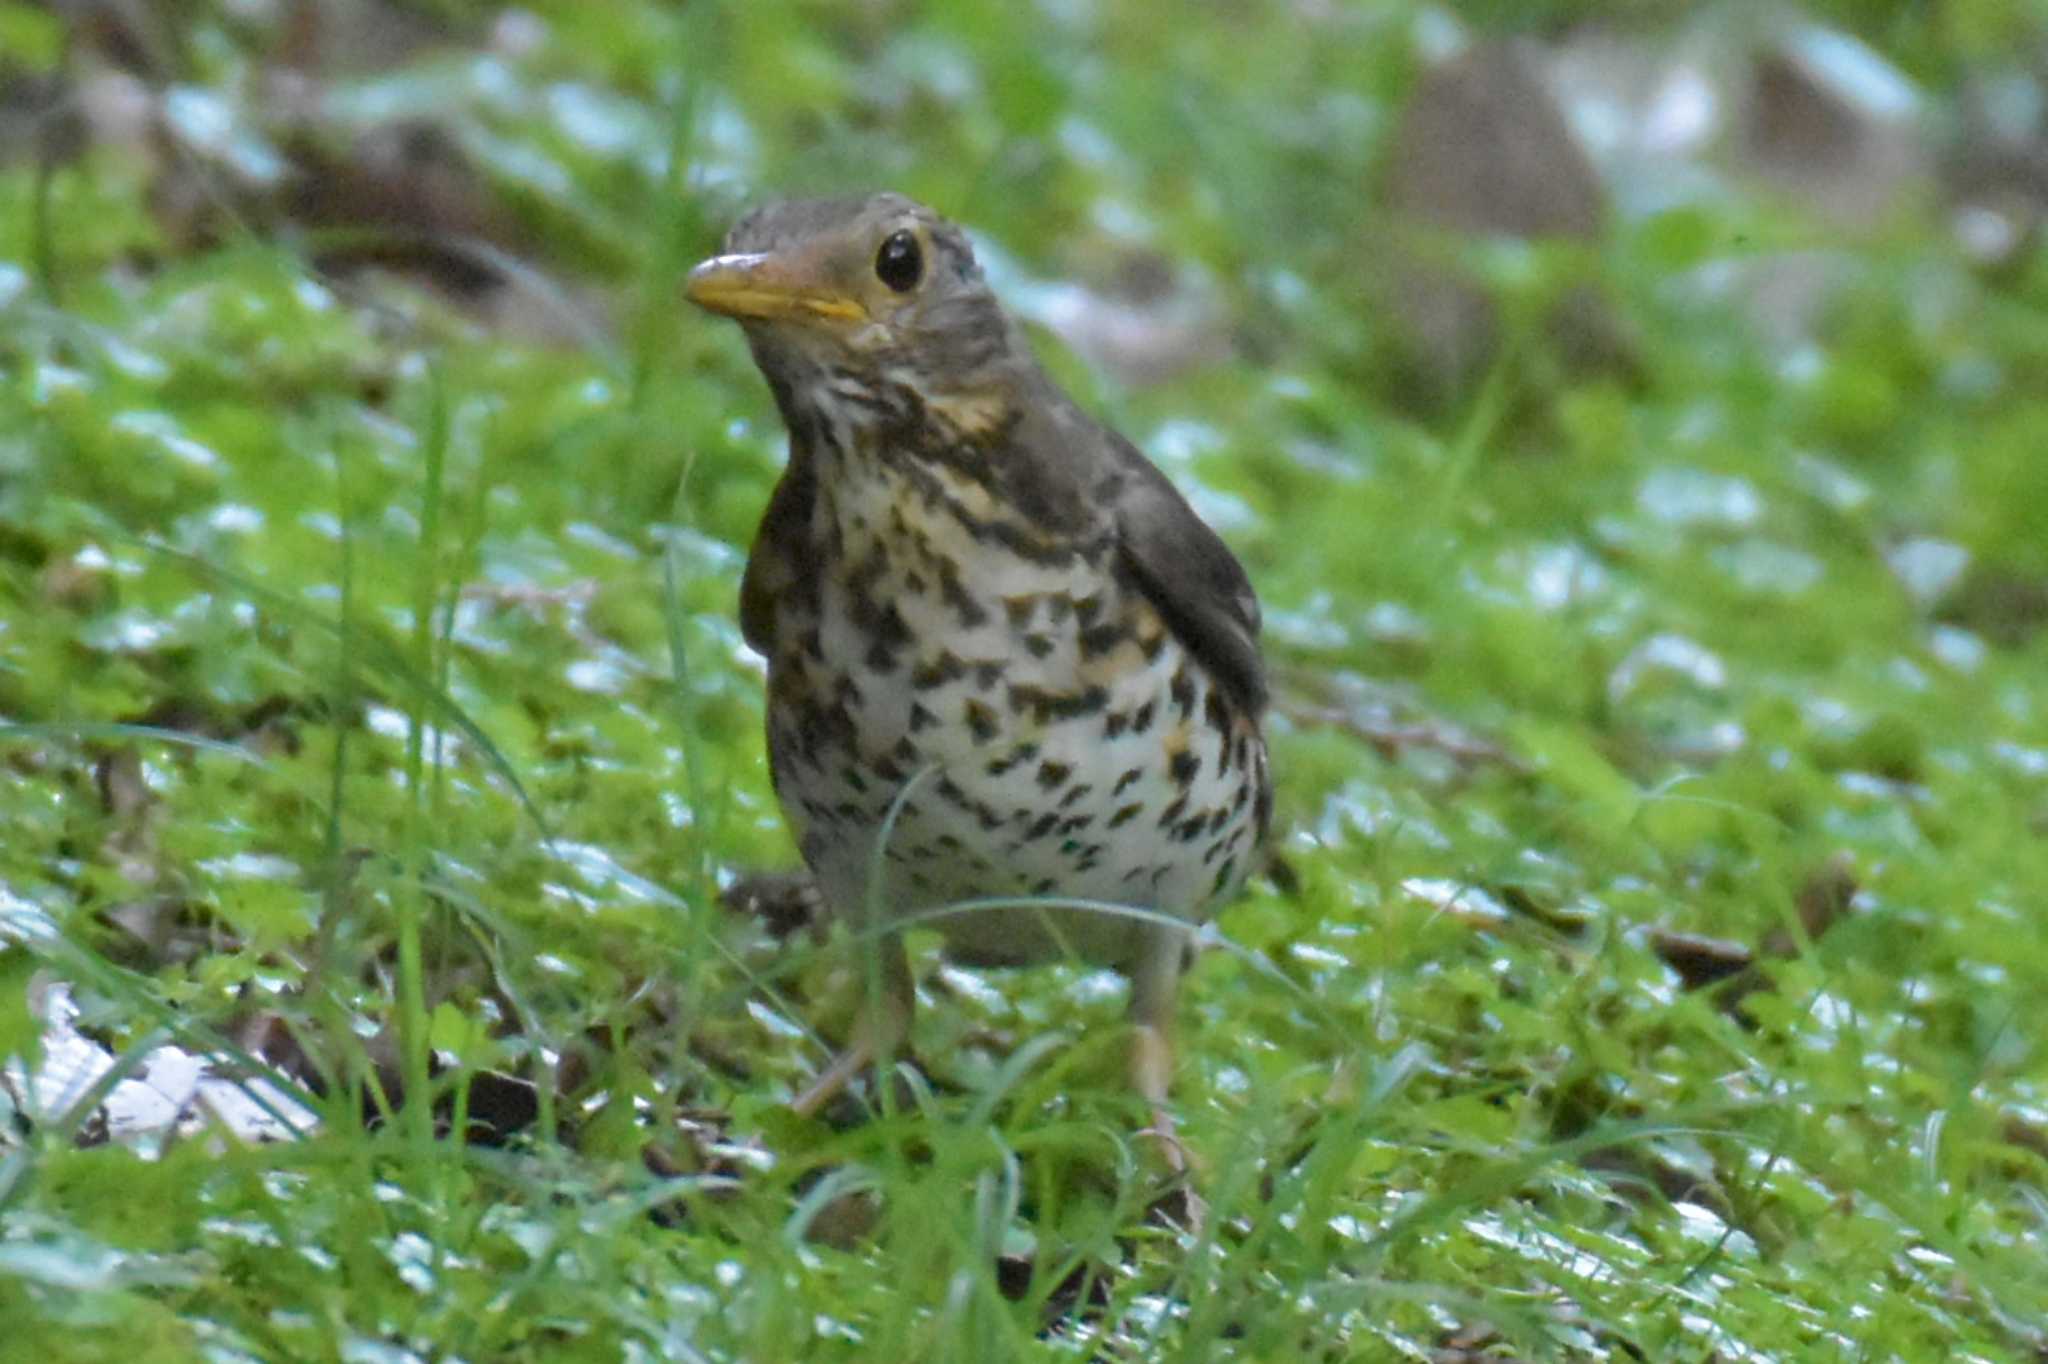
[874,230,923,292]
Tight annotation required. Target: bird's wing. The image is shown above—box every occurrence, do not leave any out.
[1106,433,1267,716]
[739,454,817,654]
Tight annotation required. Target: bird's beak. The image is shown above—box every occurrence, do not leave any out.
[684,251,867,323]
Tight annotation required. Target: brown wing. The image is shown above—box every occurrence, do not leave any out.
[1105,433,1266,716]
[738,455,816,654]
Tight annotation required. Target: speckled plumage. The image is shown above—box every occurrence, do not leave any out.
[758,416,1268,969]
[688,192,1270,1127]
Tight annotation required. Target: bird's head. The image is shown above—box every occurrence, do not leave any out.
[686,193,1023,426]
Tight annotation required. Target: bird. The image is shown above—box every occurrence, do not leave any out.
[685,192,1271,1159]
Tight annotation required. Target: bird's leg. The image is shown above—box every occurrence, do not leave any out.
[1127,923,1195,1175]
[791,930,914,1118]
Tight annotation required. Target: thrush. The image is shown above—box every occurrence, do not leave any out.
[686,192,1271,1150]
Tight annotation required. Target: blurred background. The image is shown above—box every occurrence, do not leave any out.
[4,1,2048,1359]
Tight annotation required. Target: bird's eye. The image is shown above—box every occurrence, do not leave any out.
[874,230,923,293]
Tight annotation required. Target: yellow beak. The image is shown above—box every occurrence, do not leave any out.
[684,251,867,323]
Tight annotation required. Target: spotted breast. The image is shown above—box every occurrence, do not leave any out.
[762,426,1269,968]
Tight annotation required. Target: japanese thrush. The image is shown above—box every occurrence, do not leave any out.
[686,193,1271,1149]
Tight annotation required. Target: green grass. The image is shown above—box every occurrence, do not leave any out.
[3,1,2048,1358]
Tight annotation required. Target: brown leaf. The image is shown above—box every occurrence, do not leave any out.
[1648,929,1755,991]
[1654,854,1860,1020]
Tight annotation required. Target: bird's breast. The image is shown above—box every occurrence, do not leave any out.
[758,456,1267,966]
